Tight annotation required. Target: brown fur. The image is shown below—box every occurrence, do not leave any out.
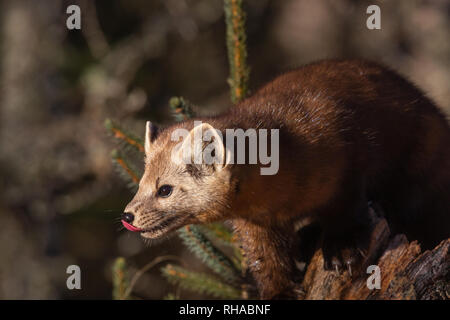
[124,59,450,299]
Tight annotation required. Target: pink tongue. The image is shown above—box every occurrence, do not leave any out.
[122,220,142,232]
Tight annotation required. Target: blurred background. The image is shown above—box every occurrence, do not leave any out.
[0,0,449,299]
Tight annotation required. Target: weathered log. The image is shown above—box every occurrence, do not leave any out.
[300,209,449,300]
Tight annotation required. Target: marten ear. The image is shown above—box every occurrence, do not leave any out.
[174,122,229,172]
[144,121,158,154]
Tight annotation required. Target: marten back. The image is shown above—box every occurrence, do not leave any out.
[227,59,450,248]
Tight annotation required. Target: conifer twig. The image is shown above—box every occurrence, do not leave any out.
[177,225,241,284]
[199,223,235,247]
[105,118,145,153]
[161,264,241,299]
[110,149,140,189]
[169,96,196,121]
[224,0,250,103]
[124,255,183,299]
[224,1,251,297]
[112,257,129,300]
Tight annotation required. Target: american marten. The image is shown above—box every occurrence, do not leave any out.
[122,59,450,299]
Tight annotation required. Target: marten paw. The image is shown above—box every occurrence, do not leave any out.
[321,232,369,276]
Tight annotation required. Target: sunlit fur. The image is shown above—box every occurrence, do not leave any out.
[124,59,450,299]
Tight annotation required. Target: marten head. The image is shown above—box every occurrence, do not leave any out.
[122,121,233,239]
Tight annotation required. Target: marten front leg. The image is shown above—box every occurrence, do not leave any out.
[319,178,374,275]
[232,218,299,299]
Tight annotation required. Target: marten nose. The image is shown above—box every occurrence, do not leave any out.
[122,212,135,223]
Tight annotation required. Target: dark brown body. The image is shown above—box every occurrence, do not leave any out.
[205,59,450,298]
[125,59,450,299]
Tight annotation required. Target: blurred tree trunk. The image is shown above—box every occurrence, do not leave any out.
[0,0,64,299]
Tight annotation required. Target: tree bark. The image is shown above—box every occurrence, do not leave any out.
[299,209,449,300]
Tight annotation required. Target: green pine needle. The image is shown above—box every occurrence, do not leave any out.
[161,264,241,299]
[112,257,129,300]
[105,118,145,154]
[199,223,235,247]
[111,149,141,192]
[177,225,240,285]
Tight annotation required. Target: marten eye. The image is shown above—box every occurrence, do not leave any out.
[157,185,173,198]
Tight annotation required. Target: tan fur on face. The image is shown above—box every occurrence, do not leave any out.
[124,123,233,239]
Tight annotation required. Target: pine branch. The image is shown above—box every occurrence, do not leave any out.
[199,223,234,247]
[169,96,196,122]
[112,257,129,300]
[161,264,241,299]
[124,255,182,299]
[224,0,250,103]
[177,225,241,285]
[110,149,140,192]
[224,2,251,296]
[105,118,145,153]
